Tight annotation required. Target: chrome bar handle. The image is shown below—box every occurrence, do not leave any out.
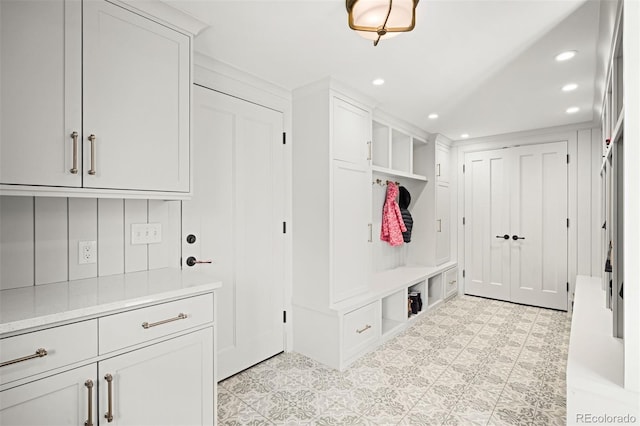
[104,373,113,423]
[88,134,96,175]
[0,348,47,368]
[437,219,442,232]
[368,223,373,242]
[84,379,94,426]
[142,313,187,329]
[436,163,441,177]
[70,131,79,174]
[367,141,372,161]
[356,324,371,334]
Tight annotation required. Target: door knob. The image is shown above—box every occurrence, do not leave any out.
[185,256,212,267]
[512,235,525,241]
[495,234,510,240]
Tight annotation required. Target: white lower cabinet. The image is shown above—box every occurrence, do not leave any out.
[0,364,96,426]
[98,329,214,426]
[444,267,458,299]
[0,294,215,426]
[342,302,380,361]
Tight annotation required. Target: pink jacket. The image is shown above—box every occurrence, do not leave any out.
[380,182,407,246]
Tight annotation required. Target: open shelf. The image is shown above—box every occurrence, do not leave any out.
[371,120,431,181]
[427,274,443,309]
[408,280,426,319]
[381,289,407,336]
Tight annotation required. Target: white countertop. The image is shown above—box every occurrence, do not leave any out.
[0,268,221,335]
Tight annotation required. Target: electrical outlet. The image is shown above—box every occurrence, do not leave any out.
[131,223,162,245]
[78,241,97,264]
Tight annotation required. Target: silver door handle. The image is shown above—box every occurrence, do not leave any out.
[104,373,114,422]
[70,131,79,174]
[367,141,372,161]
[437,219,442,232]
[88,134,96,175]
[84,380,94,426]
[368,223,373,242]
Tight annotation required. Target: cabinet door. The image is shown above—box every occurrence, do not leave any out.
[436,144,450,183]
[332,161,372,303]
[83,0,190,192]
[435,182,450,265]
[0,365,96,426]
[98,328,214,426]
[0,0,82,187]
[332,97,371,166]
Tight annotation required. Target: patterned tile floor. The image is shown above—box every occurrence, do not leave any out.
[218,295,571,425]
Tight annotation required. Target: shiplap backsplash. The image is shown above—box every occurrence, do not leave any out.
[0,196,181,291]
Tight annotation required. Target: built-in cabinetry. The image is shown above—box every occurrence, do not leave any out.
[434,140,452,265]
[0,0,192,198]
[568,2,639,421]
[0,269,219,425]
[599,1,625,339]
[292,79,456,370]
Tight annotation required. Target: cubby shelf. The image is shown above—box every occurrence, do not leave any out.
[372,165,428,182]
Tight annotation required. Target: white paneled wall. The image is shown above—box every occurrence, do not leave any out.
[0,196,181,290]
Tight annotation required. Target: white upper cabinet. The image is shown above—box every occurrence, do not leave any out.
[332,96,371,166]
[0,0,191,197]
[83,0,190,192]
[0,0,82,187]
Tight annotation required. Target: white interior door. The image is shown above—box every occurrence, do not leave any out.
[464,142,568,310]
[509,142,568,310]
[464,148,511,302]
[182,85,285,380]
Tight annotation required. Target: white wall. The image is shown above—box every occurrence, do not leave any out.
[452,122,601,301]
[0,196,181,290]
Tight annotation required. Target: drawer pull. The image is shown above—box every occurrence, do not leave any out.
[142,313,187,329]
[356,324,372,334]
[0,348,47,368]
[104,373,114,423]
[85,379,94,426]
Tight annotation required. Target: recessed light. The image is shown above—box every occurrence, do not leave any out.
[461,133,469,139]
[372,78,385,86]
[555,50,577,62]
[562,83,578,92]
[428,113,439,119]
[566,106,580,114]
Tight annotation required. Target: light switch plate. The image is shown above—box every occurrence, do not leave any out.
[131,223,162,245]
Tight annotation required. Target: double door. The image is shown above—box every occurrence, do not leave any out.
[0,0,190,192]
[464,142,568,310]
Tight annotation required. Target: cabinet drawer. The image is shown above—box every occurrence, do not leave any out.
[0,320,97,386]
[99,294,213,354]
[445,267,458,297]
[342,302,379,360]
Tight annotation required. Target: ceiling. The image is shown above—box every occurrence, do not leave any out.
[166,0,613,141]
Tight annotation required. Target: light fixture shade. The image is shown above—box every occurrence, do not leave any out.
[346,0,419,45]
